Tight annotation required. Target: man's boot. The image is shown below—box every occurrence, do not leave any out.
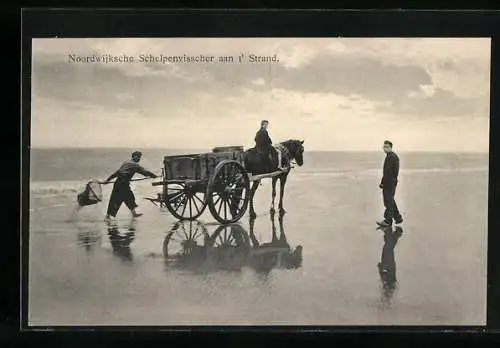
[131,209,143,218]
[376,220,391,227]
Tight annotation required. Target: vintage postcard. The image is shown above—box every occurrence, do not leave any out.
[28,37,490,326]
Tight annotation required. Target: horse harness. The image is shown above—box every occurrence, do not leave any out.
[274,143,294,169]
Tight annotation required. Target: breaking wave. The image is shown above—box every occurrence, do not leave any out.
[400,167,488,174]
[293,166,488,179]
[30,181,84,199]
[29,180,152,200]
[29,166,488,197]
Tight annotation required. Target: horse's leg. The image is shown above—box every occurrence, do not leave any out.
[248,214,259,247]
[278,174,288,217]
[271,213,278,243]
[270,176,277,215]
[249,180,259,219]
[278,215,288,245]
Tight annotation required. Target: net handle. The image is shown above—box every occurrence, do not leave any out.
[99,177,155,185]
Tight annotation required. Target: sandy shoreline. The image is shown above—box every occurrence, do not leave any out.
[27,169,488,325]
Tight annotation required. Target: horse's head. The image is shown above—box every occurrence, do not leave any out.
[286,139,305,167]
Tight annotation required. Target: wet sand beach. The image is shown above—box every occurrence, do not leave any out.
[28,150,488,326]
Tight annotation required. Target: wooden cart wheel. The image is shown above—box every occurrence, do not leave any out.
[163,220,209,260]
[207,160,250,224]
[164,182,207,220]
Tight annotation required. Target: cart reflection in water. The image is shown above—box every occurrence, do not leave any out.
[162,213,303,274]
[106,219,136,265]
[377,225,403,307]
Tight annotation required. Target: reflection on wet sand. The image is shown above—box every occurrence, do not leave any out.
[162,213,303,274]
[106,219,136,264]
[377,225,403,307]
[76,225,102,253]
[248,214,303,274]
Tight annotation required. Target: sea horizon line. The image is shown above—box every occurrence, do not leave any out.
[28,146,489,155]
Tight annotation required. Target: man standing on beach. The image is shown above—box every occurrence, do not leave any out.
[102,151,157,221]
[377,141,403,227]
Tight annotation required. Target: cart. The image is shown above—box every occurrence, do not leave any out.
[147,145,284,224]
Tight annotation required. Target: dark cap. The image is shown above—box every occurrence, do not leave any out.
[383,140,393,147]
[131,151,142,158]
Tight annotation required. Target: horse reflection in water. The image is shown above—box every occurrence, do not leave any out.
[377,225,403,307]
[162,213,303,274]
[247,214,303,274]
[106,219,137,265]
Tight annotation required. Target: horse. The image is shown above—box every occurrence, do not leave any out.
[244,139,304,218]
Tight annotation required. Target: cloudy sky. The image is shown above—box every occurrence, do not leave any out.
[31,38,490,152]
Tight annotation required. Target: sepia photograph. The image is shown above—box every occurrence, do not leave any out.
[28,37,490,326]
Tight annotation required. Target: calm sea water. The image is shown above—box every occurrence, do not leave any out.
[29,148,488,183]
[28,148,489,326]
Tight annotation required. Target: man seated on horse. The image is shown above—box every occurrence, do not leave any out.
[254,120,286,171]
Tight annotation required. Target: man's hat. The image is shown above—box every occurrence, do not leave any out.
[383,140,393,147]
[261,120,269,125]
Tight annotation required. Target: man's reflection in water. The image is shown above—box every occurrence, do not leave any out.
[377,226,403,306]
[107,219,136,264]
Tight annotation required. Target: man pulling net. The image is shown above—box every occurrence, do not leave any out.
[101,151,158,221]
